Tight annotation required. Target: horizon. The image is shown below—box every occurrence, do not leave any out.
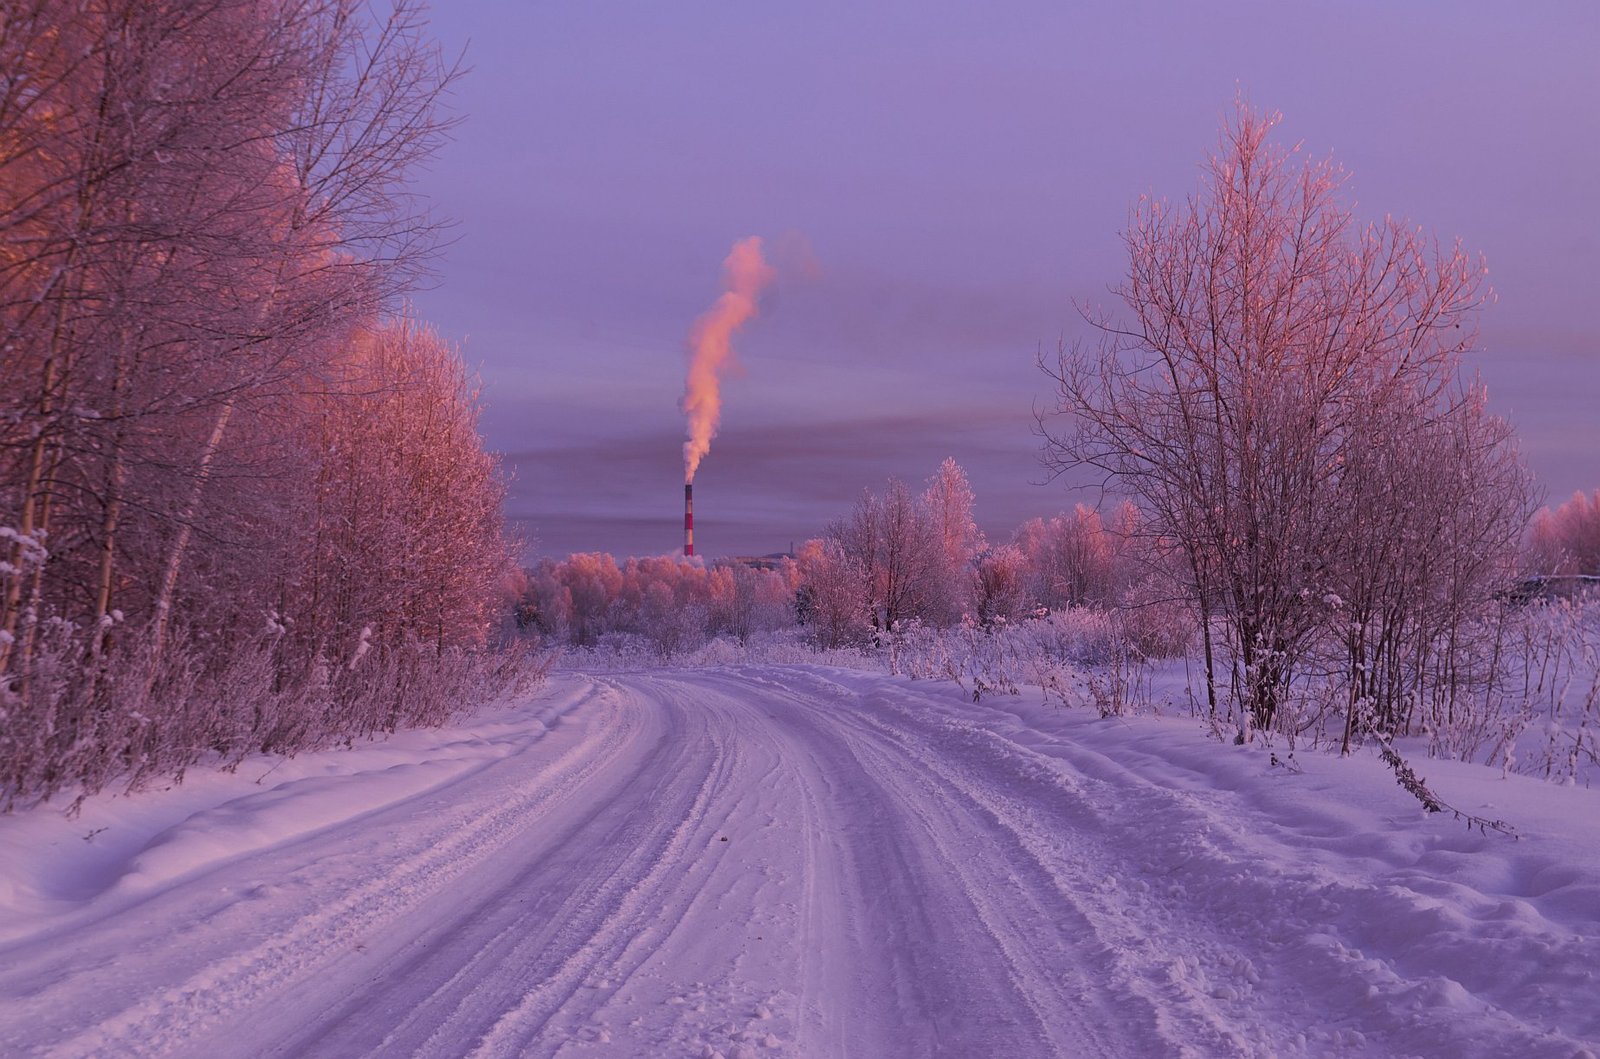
[410,2,1599,560]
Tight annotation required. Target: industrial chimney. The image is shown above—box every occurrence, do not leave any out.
[684,482,694,557]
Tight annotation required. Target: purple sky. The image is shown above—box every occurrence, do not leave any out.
[410,1,1599,560]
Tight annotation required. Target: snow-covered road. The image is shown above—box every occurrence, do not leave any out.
[2,667,1597,1058]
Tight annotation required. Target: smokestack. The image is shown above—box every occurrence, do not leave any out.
[684,482,694,557]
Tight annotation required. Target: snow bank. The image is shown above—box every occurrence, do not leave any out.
[0,680,593,941]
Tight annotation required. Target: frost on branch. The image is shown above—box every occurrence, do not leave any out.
[1039,100,1532,742]
[0,2,532,809]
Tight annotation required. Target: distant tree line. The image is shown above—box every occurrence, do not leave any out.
[517,553,800,657]
[793,458,1190,657]
[517,458,1192,661]
[0,1,519,808]
[1527,490,1600,578]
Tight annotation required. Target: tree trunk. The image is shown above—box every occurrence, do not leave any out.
[148,400,235,671]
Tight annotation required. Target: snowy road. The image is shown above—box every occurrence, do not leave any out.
[1,667,1598,1057]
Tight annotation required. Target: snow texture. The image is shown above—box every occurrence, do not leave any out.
[1,667,1597,1057]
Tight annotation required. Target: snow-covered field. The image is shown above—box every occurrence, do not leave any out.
[1,666,1597,1058]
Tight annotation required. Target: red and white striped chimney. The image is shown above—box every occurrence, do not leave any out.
[684,482,694,557]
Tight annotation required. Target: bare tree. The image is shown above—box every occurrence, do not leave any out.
[1041,101,1508,732]
[795,538,870,648]
[827,479,945,633]
[144,0,461,667]
[920,457,984,622]
[1328,379,1532,744]
[0,0,459,677]
[0,2,520,807]
[1,0,314,673]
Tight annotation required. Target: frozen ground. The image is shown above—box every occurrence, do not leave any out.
[1,666,1597,1058]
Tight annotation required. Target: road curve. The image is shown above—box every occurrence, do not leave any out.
[0,667,1593,1058]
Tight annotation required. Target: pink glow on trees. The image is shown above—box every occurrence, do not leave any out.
[1528,491,1600,576]
[921,457,985,624]
[1042,101,1531,734]
[794,539,870,649]
[0,2,519,807]
[798,460,989,638]
[1011,503,1140,612]
[513,553,798,653]
[295,319,513,658]
[828,479,943,634]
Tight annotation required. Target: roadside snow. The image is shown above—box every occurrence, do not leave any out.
[0,666,1595,1057]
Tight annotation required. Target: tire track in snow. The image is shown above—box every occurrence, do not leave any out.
[460,680,742,1056]
[764,668,1257,1054]
[532,673,816,1059]
[260,672,787,1059]
[812,673,1261,1056]
[787,668,1600,1058]
[8,666,1589,1057]
[251,677,734,1057]
[715,667,1171,1058]
[34,679,636,1059]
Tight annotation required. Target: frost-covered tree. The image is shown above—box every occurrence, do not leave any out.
[0,0,459,679]
[556,554,625,647]
[709,563,795,645]
[509,553,798,653]
[0,1,512,807]
[1528,490,1600,576]
[809,461,986,634]
[291,318,514,661]
[1042,101,1528,732]
[828,479,945,633]
[1328,381,1531,742]
[1012,503,1140,612]
[794,538,871,648]
[920,458,985,622]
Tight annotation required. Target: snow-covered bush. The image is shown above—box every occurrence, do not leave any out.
[0,623,548,811]
[1222,594,1600,786]
[880,607,1183,714]
[1,617,550,809]
[1479,598,1600,783]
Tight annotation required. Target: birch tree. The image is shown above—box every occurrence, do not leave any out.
[1041,102,1518,732]
[0,2,514,806]
[921,457,984,623]
[0,0,459,677]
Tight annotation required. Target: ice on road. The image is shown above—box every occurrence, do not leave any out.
[1,666,1597,1057]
